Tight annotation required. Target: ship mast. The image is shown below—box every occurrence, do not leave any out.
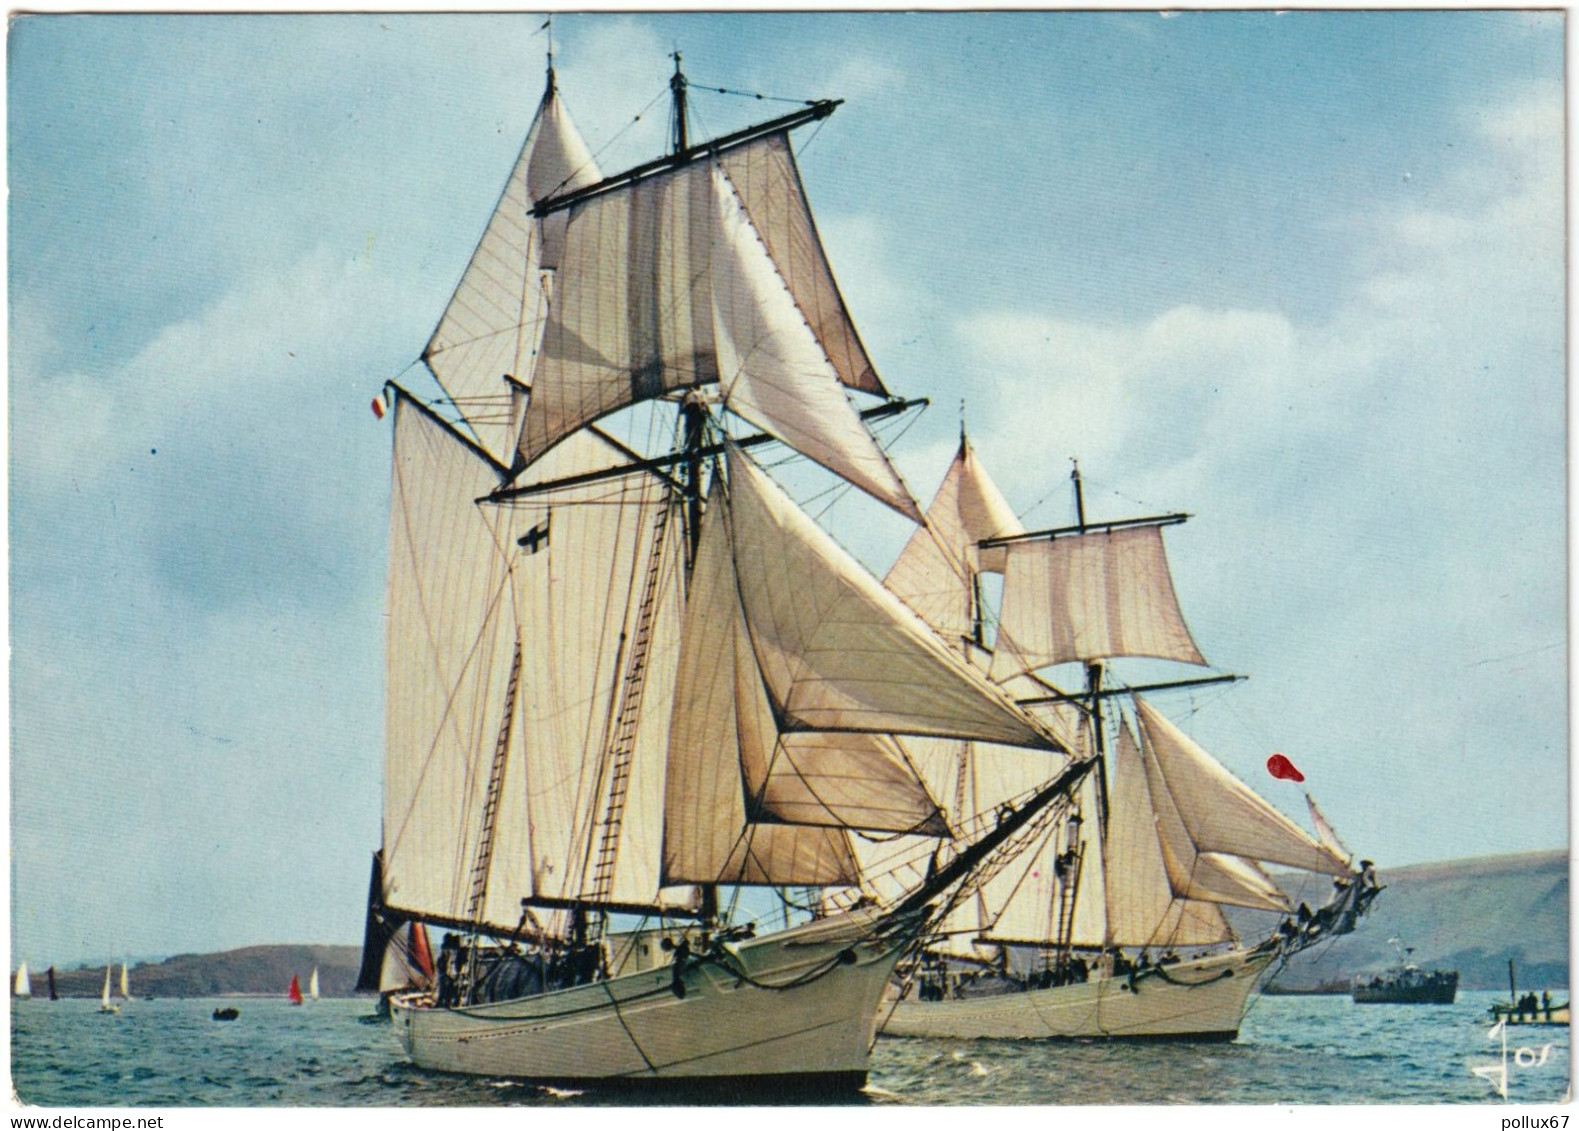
[669,51,719,926]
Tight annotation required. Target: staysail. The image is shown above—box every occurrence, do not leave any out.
[723,444,1059,746]
[1307,792,1355,868]
[1134,698,1351,877]
[1104,719,1235,946]
[662,446,1071,888]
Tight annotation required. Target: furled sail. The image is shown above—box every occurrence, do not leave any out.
[990,525,1207,681]
[382,393,518,925]
[886,436,1025,642]
[425,82,600,465]
[1134,698,1351,876]
[724,444,1069,748]
[517,139,920,520]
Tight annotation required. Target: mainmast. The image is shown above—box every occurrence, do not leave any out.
[670,50,718,926]
[1070,461,1111,830]
[670,51,689,154]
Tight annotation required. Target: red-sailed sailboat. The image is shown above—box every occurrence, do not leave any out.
[287,974,304,1006]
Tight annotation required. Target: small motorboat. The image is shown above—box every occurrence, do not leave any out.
[212,1007,240,1021]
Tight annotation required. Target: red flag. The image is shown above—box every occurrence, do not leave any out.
[370,397,385,420]
[1266,753,1305,783]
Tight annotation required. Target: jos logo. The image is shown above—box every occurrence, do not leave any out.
[1471,1017,1556,1100]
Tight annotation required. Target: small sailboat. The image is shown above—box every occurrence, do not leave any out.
[287,974,304,1006]
[13,962,31,999]
[308,967,320,1001]
[97,967,119,1014]
[118,963,130,1003]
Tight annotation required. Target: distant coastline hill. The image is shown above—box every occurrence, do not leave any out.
[27,850,1567,998]
[1248,849,1568,992]
[47,944,361,999]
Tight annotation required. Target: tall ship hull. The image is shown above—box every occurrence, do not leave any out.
[393,909,905,1087]
[882,948,1274,1041]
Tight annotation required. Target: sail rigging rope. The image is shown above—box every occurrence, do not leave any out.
[538,84,671,205]
[690,82,820,107]
[601,981,659,1074]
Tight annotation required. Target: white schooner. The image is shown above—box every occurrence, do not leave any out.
[356,55,1087,1090]
[868,438,1379,1041]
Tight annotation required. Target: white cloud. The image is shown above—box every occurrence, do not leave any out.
[937,83,1563,859]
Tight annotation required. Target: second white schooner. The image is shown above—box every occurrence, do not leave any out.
[869,438,1378,1040]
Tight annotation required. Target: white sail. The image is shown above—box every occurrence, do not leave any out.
[425,82,600,465]
[1105,720,1234,946]
[1135,698,1351,876]
[1306,792,1355,869]
[741,731,949,837]
[710,165,921,522]
[381,394,517,925]
[13,963,30,998]
[717,132,884,397]
[725,444,1069,750]
[991,525,1207,681]
[100,967,112,1009]
[517,145,920,521]
[885,437,1025,642]
[663,489,859,887]
[481,430,690,926]
[976,762,1109,949]
[118,964,128,999]
[309,968,320,1000]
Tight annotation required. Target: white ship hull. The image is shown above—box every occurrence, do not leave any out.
[392,908,909,1089]
[881,948,1275,1041]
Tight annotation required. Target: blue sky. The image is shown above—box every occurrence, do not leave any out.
[8,11,1565,967]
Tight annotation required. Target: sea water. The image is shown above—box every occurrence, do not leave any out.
[9,991,1569,1107]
